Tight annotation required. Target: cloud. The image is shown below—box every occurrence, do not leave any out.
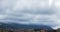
[0,14,7,19]
[0,0,60,29]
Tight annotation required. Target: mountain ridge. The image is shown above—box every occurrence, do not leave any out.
[0,23,53,30]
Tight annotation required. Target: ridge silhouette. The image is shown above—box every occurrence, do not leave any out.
[0,23,53,30]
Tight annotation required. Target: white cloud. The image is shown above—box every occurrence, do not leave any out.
[54,0,60,7]
[49,0,53,6]
[0,14,7,19]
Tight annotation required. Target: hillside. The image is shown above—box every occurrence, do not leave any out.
[0,23,53,30]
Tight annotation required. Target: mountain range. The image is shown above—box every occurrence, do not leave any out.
[0,23,53,30]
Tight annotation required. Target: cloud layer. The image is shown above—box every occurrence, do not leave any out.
[0,0,60,29]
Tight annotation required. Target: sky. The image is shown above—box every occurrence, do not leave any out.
[0,0,60,29]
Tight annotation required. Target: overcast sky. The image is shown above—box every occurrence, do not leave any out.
[0,0,60,29]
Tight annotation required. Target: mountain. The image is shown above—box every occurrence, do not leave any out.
[0,23,53,30]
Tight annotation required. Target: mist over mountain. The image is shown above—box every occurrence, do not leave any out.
[0,23,53,30]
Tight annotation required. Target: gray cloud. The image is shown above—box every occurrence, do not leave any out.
[0,0,60,29]
[22,9,55,15]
